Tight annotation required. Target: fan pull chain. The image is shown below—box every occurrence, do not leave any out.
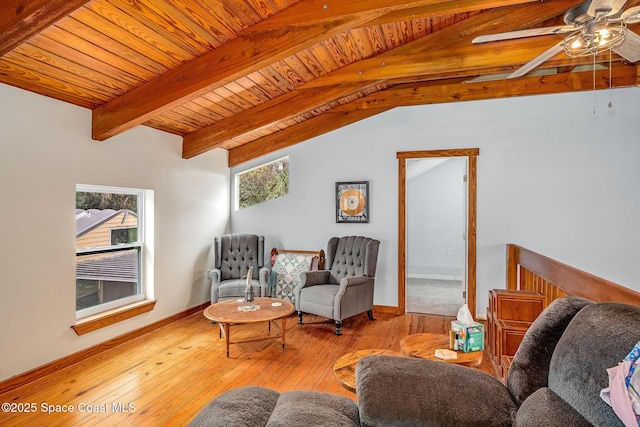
[593,53,596,114]
[609,47,614,109]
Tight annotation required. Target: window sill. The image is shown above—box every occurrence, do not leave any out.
[72,300,157,336]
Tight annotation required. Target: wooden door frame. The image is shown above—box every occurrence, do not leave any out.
[397,148,479,316]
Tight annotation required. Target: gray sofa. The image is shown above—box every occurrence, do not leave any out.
[188,386,360,427]
[189,297,640,426]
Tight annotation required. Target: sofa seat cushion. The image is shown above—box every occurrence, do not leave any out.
[515,388,591,427]
[188,386,279,427]
[188,386,359,427]
[299,284,339,319]
[266,390,359,427]
[356,355,517,427]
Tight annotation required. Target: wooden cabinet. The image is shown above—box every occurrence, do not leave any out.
[487,289,545,382]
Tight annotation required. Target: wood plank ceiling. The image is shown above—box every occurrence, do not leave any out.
[2,0,639,166]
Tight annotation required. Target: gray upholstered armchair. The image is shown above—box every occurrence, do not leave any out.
[208,234,270,304]
[295,236,380,335]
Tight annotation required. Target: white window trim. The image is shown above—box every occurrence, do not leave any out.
[75,184,153,320]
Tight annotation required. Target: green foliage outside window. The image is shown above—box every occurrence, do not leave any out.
[76,192,138,212]
[238,157,289,209]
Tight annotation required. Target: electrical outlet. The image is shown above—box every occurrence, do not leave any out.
[447,248,453,256]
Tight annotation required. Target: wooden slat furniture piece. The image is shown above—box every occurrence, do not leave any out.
[203,297,294,358]
[270,248,326,270]
[506,243,640,306]
[399,332,483,367]
[487,289,545,381]
[269,248,325,303]
[492,244,640,381]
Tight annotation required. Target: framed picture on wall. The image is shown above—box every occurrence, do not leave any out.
[336,181,369,223]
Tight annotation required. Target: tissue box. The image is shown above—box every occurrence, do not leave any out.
[451,321,485,353]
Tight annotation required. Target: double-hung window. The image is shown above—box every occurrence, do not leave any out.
[75,185,145,319]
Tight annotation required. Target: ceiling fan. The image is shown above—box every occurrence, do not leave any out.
[473,0,640,78]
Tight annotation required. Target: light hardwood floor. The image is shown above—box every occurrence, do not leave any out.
[0,310,495,426]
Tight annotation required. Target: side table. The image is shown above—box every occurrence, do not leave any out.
[333,349,401,392]
[203,297,294,357]
[400,332,483,367]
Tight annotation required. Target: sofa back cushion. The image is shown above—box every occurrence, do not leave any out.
[506,296,593,405]
[188,386,279,426]
[547,302,640,426]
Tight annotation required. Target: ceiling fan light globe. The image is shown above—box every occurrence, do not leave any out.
[563,22,626,57]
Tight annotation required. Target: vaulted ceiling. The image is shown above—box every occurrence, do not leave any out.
[2,0,639,166]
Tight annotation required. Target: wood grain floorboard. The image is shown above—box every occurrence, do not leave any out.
[0,311,496,426]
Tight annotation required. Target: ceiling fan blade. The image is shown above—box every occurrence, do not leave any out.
[508,41,565,78]
[587,0,627,17]
[622,5,640,22]
[613,30,640,62]
[472,26,575,44]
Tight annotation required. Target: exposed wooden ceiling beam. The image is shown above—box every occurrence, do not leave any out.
[0,0,90,56]
[182,82,380,158]
[373,36,616,79]
[340,62,638,109]
[366,0,539,27]
[91,0,476,141]
[229,63,637,166]
[182,0,577,158]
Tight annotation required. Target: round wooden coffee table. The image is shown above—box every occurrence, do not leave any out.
[333,349,401,392]
[400,332,483,367]
[204,297,294,357]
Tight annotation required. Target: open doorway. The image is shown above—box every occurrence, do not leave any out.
[406,157,466,316]
[397,149,479,317]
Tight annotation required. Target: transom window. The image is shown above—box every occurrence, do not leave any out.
[75,185,145,319]
[236,156,289,210]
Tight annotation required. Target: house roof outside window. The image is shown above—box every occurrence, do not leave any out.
[76,209,138,283]
[76,209,135,238]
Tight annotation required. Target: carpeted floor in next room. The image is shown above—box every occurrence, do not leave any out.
[406,278,465,316]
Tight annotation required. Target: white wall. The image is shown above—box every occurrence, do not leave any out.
[8,79,637,383]
[0,84,230,381]
[407,158,465,279]
[231,87,640,316]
